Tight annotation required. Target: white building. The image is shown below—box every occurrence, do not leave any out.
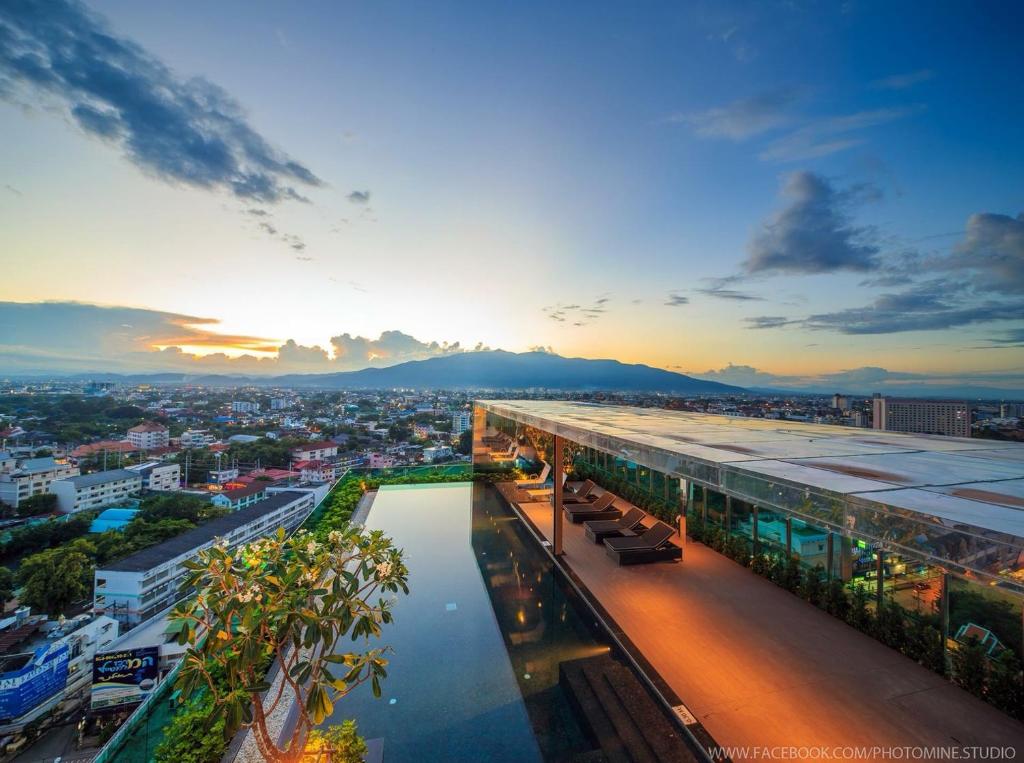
[0,454,79,510]
[46,614,120,698]
[94,490,317,625]
[126,422,169,450]
[290,441,338,462]
[50,469,143,514]
[231,401,260,414]
[451,410,472,435]
[126,461,181,492]
[270,398,291,410]
[423,446,453,463]
[180,429,216,448]
[294,460,338,482]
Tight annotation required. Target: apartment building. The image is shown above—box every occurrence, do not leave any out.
[50,469,143,514]
[93,490,316,625]
[210,483,267,511]
[290,441,338,462]
[451,410,472,435]
[125,461,181,491]
[126,422,169,450]
[179,429,216,448]
[871,394,971,438]
[0,454,79,510]
[231,401,260,414]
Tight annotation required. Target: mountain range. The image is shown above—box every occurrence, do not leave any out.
[17,350,745,394]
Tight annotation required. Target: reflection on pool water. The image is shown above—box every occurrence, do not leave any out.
[325,482,609,761]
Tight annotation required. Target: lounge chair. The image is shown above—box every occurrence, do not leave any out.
[584,507,646,544]
[559,478,598,503]
[516,462,551,490]
[604,522,682,565]
[563,492,620,524]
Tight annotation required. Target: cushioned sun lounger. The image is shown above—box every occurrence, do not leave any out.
[561,479,599,504]
[604,521,682,565]
[584,507,646,543]
[563,492,620,523]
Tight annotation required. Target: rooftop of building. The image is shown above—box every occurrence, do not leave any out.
[477,400,1024,539]
[59,468,141,488]
[128,422,168,433]
[99,490,309,573]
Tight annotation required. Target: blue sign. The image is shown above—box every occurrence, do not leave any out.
[0,643,70,722]
[91,646,159,711]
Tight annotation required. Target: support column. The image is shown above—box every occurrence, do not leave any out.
[471,404,488,466]
[725,495,732,532]
[553,434,564,557]
[940,571,950,675]
[785,517,793,557]
[752,506,760,554]
[875,547,885,607]
[826,533,835,582]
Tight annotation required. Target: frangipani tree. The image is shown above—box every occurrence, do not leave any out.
[171,525,408,762]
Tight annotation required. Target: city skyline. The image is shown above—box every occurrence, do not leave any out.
[2,1,1023,394]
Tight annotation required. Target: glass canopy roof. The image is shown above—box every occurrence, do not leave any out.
[477,400,1024,540]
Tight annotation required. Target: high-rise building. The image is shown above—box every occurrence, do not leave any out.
[871,394,970,438]
[831,393,849,412]
[231,401,260,414]
[999,402,1024,419]
[451,410,472,435]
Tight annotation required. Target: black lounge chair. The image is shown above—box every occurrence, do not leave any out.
[563,492,620,524]
[561,479,598,504]
[584,507,646,544]
[604,522,681,565]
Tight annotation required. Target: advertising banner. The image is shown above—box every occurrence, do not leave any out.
[90,646,159,712]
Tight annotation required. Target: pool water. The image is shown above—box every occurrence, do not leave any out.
[325,482,609,762]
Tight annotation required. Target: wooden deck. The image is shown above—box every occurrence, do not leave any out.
[513,489,1024,757]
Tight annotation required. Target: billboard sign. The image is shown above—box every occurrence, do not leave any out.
[0,643,69,722]
[90,646,159,712]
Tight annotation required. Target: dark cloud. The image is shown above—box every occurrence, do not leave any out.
[0,0,321,203]
[986,329,1024,348]
[744,315,796,329]
[802,280,1024,334]
[870,69,933,90]
[542,296,611,326]
[696,284,764,301]
[669,88,801,140]
[347,190,371,204]
[941,211,1024,295]
[745,171,880,275]
[664,292,689,307]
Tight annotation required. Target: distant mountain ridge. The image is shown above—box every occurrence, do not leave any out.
[19,350,746,393]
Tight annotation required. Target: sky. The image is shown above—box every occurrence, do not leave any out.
[1,0,1022,395]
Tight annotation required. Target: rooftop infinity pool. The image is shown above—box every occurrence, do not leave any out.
[326,481,611,761]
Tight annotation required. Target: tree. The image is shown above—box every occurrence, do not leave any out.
[305,720,367,763]
[17,544,93,614]
[154,695,227,763]
[17,493,58,518]
[456,429,473,456]
[0,567,15,606]
[952,637,989,698]
[987,650,1024,719]
[171,526,408,763]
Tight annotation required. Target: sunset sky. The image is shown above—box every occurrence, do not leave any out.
[1,1,1022,393]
